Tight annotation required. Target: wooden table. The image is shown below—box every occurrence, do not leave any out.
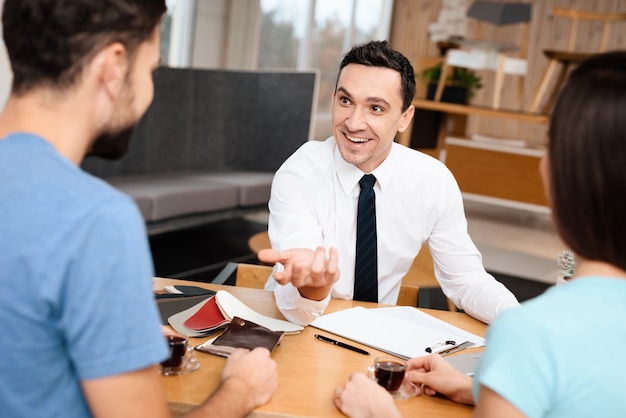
[155,278,486,417]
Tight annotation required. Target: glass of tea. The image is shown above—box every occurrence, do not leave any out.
[367,356,418,399]
[160,330,199,376]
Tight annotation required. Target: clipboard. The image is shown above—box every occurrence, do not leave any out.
[310,306,484,359]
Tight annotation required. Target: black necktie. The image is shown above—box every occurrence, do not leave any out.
[354,174,378,302]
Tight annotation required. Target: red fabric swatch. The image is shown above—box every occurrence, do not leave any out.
[184,296,230,332]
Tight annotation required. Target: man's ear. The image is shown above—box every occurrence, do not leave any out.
[90,42,129,99]
[397,105,415,133]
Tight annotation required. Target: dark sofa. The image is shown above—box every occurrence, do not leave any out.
[82,67,318,235]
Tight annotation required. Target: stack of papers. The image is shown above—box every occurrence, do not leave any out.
[310,306,485,359]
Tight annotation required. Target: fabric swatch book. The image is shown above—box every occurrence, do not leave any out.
[184,295,231,333]
[155,285,216,299]
[310,306,485,359]
[213,290,304,334]
[155,286,217,325]
[156,295,211,326]
[195,316,284,358]
[168,290,304,337]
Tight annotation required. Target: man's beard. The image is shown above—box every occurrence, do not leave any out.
[86,78,139,161]
[86,125,135,160]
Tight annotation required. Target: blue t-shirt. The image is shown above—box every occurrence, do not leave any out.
[0,133,168,417]
[474,277,626,417]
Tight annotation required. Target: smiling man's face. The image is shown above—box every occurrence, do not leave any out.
[331,63,414,173]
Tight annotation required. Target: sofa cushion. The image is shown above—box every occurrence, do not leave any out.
[187,171,274,206]
[107,173,238,222]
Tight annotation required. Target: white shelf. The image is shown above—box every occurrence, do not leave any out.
[445,136,545,157]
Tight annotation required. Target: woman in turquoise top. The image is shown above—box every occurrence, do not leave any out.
[333,51,626,418]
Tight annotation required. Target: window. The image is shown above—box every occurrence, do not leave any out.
[258,0,393,139]
[0,0,11,106]
[158,0,393,139]
[160,0,195,67]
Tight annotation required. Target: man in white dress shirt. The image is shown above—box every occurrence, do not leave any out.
[259,41,519,326]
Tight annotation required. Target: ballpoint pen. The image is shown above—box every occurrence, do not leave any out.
[314,334,370,355]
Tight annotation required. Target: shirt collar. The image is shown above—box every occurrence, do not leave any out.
[332,136,396,195]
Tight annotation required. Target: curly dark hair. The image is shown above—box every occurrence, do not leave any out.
[335,40,415,111]
[549,51,626,271]
[2,0,166,95]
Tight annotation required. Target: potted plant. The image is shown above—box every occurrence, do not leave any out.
[421,62,483,104]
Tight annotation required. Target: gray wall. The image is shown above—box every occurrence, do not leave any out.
[82,67,317,177]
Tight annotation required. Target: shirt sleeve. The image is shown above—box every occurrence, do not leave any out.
[59,198,168,379]
[266,154,333,325]
[269,279,331,325]
[427,171,519,323]
[267,161,325,250]
[473,308,555,417]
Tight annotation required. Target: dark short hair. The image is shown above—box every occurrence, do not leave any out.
[336,40,415,111]
[549,50,626,271]
[2,0,166,95]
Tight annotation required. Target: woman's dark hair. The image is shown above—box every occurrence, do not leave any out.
[549,50,626,270]
[336,40,415,111]
[2,0,166,95]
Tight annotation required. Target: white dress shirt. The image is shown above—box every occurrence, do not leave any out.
[265,136,519,325]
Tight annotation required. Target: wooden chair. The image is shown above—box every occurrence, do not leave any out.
[234,263,274,289]
[434,1,532,110]
[527,7,626,114]
[211,262,273,289]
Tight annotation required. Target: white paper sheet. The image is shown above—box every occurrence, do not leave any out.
[371,306,485,347]
[310,306,484,359]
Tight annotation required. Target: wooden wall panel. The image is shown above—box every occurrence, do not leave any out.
[390,0,626,144]
[390,0,440,61]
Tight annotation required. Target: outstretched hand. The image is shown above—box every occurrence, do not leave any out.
[405,354,474,405]
[258,246,340,301]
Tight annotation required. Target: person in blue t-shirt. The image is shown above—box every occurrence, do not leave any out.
[0,1,276,417]
[333,51,626,418]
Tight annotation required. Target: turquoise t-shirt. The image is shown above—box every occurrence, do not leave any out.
[0,133,168,417]
[474,277,626,417]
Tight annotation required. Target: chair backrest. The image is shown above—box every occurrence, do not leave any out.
[235,263,274,289]
[397,283,419,307]
[551,7,626,53]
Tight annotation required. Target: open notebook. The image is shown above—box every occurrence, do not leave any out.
[310,306,484,359]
